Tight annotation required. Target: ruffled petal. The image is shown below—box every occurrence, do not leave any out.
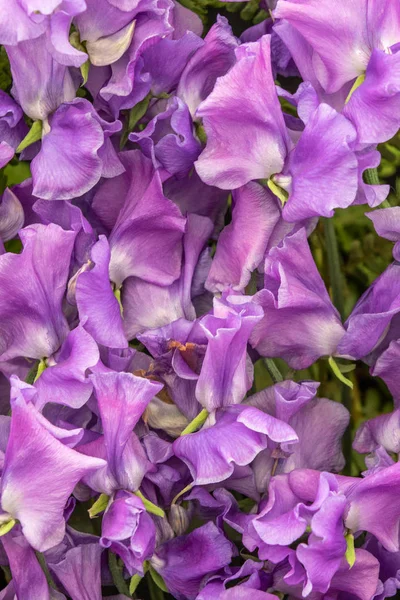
[0,223,75,361]
[206,183,281,292]
[31,99,123,200]
[76,236,128,349]
[1,378,106,551]
[195,35,290,189]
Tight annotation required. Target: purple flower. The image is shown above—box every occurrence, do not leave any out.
[129,96,201,179]
[79,371,162,494]
[100,490,156,575]
[122,212,212,339]
[0,188,24,243]
[0,223,76,361]
[195,35,362,221]
[31,99,124,200]
[337,261,400,362]
[246,380,349,493]
[151,522,233,600]
[173,405,297,486]
[6,35,76,121]
[177,16,238,118]
[77,0,174,113]
[274,0,400,144]
[0,0,87,67]
[367,206,400,261]
[373,340,400,406]
[49,542,103,600]
[105,151,186,289]
[205,183,281,293]
[2,527,56,600]
[274,548,380,600]
[250,228,345,369]
[0,90,28,161]
[244,466,400,595]
[195,293,263,412]
[195,36,289,190]
[34,324,99,410]
[75,235,128,350]
[364,536,400,600]
[0,377,105,551]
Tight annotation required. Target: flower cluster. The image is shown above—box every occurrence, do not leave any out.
[0,0,399,598]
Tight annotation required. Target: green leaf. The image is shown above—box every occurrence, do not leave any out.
[129,573,142,595]
[149,565,168,593]
[337,363,356,374]
[114,287,123,316]
[266,177,289,206]
[120,93,152,149]
[33,358,47,383]
[345,532,356,568]
[16,121,42,153]
[0,47,12,91]
[328,357,354,390]
[345,73,366,104]
[3,160,31,186]
[80,60,90,85]
[88,493,109,518]
[25,361,40,385]
[195,122,207,144]
[134,490,165,518]
[0,518,16,536]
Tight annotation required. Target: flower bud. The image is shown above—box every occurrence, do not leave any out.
[169,504,189,536]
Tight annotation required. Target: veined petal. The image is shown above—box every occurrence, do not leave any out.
[1,380,106,551]
[195,35,290,189]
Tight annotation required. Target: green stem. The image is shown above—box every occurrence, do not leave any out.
[134,490,165,518]
[180,408,208,435]
[324,218,345,319]
[35,552,59,592]
[264,358,283,383]
[324,218,352,474]
[363,167,380,185]
[120,93,152,150]
[108,551,131,598]
[147,573,164,600]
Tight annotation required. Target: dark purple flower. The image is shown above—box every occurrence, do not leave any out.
[100,490,156,575]
[151,522,233,600]
[129,96,201,178]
